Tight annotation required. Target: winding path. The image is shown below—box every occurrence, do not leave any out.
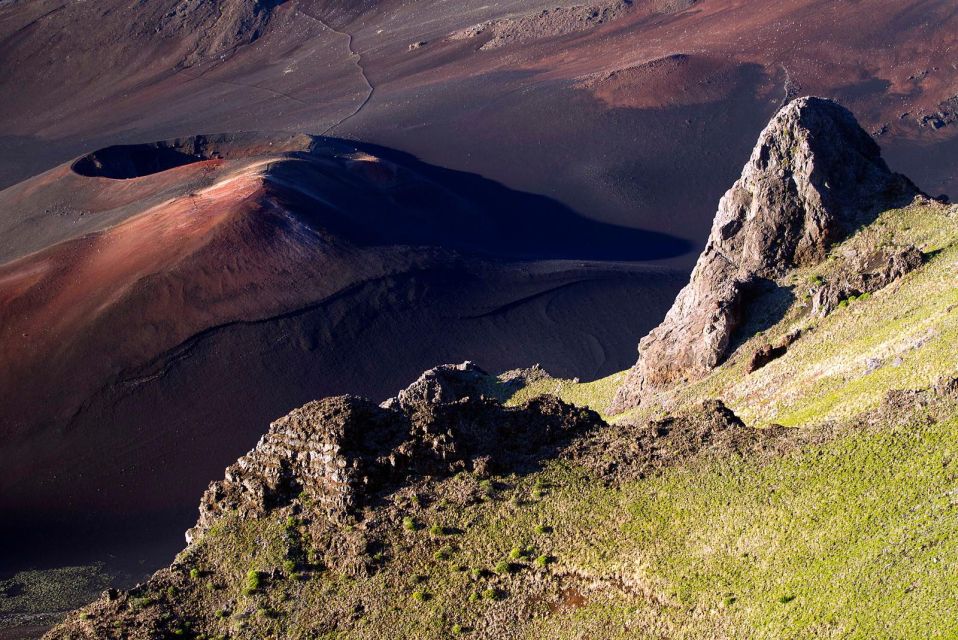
[297,8,375,135]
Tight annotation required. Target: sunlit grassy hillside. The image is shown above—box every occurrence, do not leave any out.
[50,200,958,639]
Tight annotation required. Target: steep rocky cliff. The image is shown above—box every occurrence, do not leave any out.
[610,97,918,413]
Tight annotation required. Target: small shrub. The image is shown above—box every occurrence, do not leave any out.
[412,589,431,603]
[451,623,465,634]
[481,588,502,601]
[494,560,512,575]
[533,555,549,569]
[215,609,228,619]
[283,559,296,574]
[429,524,446,536]
[468,591,480,602]
[402,516,417,532]
[534,524,551,535]
[79,612,91,621]
[189,568,201,580]
[479,479,494,496]
[778,594,796,604]
[508,546,525,561]
[433,545,454,561]
[244,570,262,595]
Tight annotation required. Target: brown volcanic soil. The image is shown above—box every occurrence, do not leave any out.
[0,0,957,602]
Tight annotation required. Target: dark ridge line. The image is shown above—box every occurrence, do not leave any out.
[56,268,412,436]
[457,279,591,320]
[296,9,375,135]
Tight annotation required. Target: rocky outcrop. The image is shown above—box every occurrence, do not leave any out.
[746,329,803,373]
[450,1,634,50]
[611,97,918,413]
[188,396,408,542]
[918,93,958,130]
[381,361,494,412]
[569,400,790,483]
[188,365,603,542]
[810,244,924,317]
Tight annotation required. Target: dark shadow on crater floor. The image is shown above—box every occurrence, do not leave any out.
[313,138,694,262]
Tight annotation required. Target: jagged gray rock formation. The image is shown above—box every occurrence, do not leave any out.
[188,367,603,543]
[147,0,281,66]
[381,361,494,412]
[611,97,918,413]
[449,1,635,51]
[187,396,408,542]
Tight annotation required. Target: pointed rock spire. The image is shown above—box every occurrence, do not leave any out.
[611,97,918,413]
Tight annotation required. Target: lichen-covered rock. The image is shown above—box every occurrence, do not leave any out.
[611,97,917,413]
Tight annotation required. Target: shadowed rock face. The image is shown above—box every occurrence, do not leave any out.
[611,97,919,413]
[187,396,409,542]
[187,364,602,544]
